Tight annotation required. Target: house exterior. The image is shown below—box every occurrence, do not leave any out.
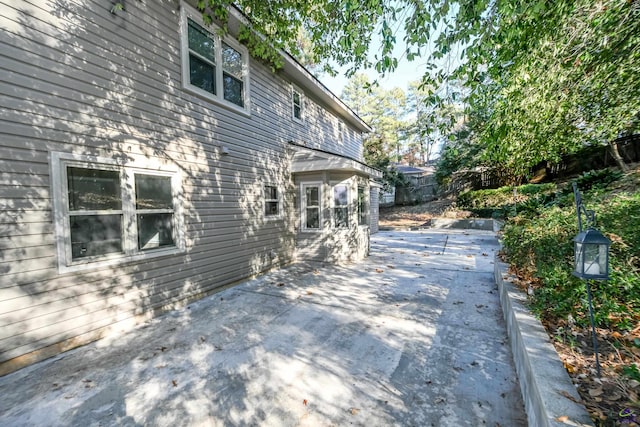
[0,0,380,375]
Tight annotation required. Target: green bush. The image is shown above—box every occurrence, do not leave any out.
[457,183,557,219]
[502,189,640,330]
[574,169,624,192]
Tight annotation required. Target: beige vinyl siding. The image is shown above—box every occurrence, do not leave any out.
[370,188,380,234]
[1,0,367,373]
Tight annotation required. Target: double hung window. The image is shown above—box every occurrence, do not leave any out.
[357,186,369,226]
[332,184,349,228]
[292,88,303,121]
[301,184,321,231]
[264,185,279,217]
[182,3,249,110]
[52,153,183,272]
[135,174,175,250]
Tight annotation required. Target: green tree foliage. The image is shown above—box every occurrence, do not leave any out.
[341,73,407,164]
[341,74,408,189]
[188,0,638,178]
[457,0,639,176]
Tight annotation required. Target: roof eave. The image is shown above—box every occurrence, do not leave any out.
[226,6,372,134]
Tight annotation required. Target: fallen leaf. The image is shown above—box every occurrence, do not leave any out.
[555,415,569,422]
[482,253,489,257]
[466,255,473,258]
[303,399,308,406]
[172,380,177,387]
[375,268,384,273]
[386,265,395,269]
[276,282,285,287]
[350,407,360,415]
[563,361,576,374]
[306,291,313,295]
[588,387,603,397]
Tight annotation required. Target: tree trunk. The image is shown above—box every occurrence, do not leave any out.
[609,141,629,172]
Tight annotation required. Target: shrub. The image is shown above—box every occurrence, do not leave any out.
[502,189,640,331]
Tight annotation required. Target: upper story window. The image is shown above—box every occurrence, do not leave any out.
[292,87,303,122]
[51,152,184,273]
[332,183,349,228]
[181,3,249,112]
[264,184,280,217]
[338,122,345,143]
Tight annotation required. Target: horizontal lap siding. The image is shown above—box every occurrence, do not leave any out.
[0,0,309,370]
[0,0,363,372]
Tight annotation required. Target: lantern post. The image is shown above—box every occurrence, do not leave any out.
[571,183,610,376]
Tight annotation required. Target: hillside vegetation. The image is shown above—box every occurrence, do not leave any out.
[458,168,640,425]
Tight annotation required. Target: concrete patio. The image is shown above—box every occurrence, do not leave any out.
[0,230,527,426]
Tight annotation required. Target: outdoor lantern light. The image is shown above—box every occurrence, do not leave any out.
[571,182,611,377]
[573,228,611,281]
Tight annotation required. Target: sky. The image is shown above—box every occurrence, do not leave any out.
[317,5,461,98]
[319,55,431,97]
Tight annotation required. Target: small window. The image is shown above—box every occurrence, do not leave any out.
[292,88,303,121]
[332,184,349,228]
[357,186,369,226]
[181,3,249,111]
[264,185,279,217]
[302,184,321,230]
[52,153,183,272]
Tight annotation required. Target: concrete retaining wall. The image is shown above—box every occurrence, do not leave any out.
[494,257,594,427]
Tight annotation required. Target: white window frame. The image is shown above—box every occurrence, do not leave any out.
[292,86,304,122]
[331,180,351,229]
[264,184,281,219]
[300,182,322,232]
[338,121,345,144]
[180,2,251,114]
[357,185,370,227]
[51,152,185,273]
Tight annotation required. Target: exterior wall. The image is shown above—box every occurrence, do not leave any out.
[293,172,371,263]
[0,0,368,374]
[290,96,364,161]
